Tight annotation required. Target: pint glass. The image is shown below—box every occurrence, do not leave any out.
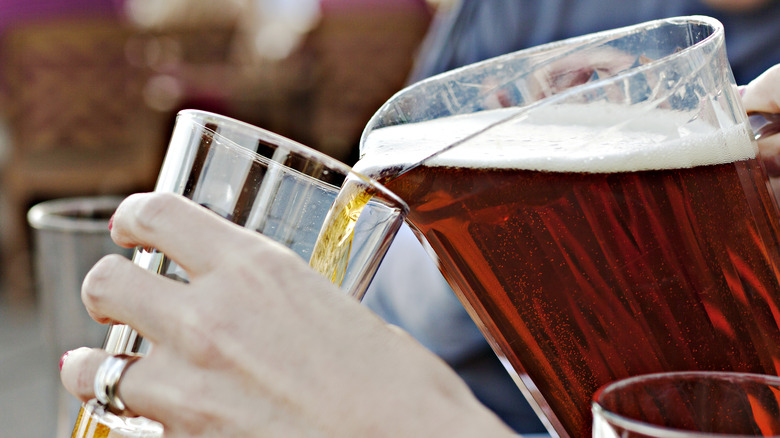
[355,16,780,438]
[71,110,407,437]
[592,372,780,437]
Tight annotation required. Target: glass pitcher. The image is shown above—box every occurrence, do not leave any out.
[351,16,780,438]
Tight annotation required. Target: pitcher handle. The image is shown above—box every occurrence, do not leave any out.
[750,111,780,141]
[751,112,780,177]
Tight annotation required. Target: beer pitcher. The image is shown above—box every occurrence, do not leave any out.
[354,16,780,438]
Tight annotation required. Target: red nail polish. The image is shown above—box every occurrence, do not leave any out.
[59,350,71,371]
[108,214,114,231]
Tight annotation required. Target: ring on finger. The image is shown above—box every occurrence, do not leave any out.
[94,353,141,415]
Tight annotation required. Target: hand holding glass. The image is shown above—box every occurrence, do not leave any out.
[70,110,407,437]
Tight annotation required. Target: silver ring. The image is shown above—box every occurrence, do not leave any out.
[94,354,140,415]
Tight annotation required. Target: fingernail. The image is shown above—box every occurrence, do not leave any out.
[59,350,72,371]
[108,214,114,231]
[738,86,746,97]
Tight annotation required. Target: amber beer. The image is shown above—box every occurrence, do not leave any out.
[70,401,163,437]
[354,105,780,437]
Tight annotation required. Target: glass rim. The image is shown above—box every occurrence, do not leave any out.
[591,371,780,438]
[27,196,123,233]
[177,109,409,214]
[398,14,723,106]
[361,15,725,165]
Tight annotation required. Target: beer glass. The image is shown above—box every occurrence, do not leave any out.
[353,16,780,438]
[592,371,780,437]
[70,110,407,437]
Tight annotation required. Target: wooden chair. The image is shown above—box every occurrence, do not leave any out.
[0,18,167,304]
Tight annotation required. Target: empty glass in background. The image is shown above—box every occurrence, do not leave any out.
[27,197,133,438]
[592,371,780,437]
[70,109,408,438]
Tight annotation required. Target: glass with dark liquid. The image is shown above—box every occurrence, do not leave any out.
[347,16,780,438]
[592,371,780,437]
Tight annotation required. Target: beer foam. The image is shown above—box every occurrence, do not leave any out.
[359,103,757,174]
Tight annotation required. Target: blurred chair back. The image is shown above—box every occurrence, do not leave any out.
[0,17,166,303]
[305,0,431,162]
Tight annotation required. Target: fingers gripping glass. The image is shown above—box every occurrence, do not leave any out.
[357,15,780,438]
[70,110,407,437]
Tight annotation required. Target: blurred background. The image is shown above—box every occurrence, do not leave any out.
[0,0,437,435]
